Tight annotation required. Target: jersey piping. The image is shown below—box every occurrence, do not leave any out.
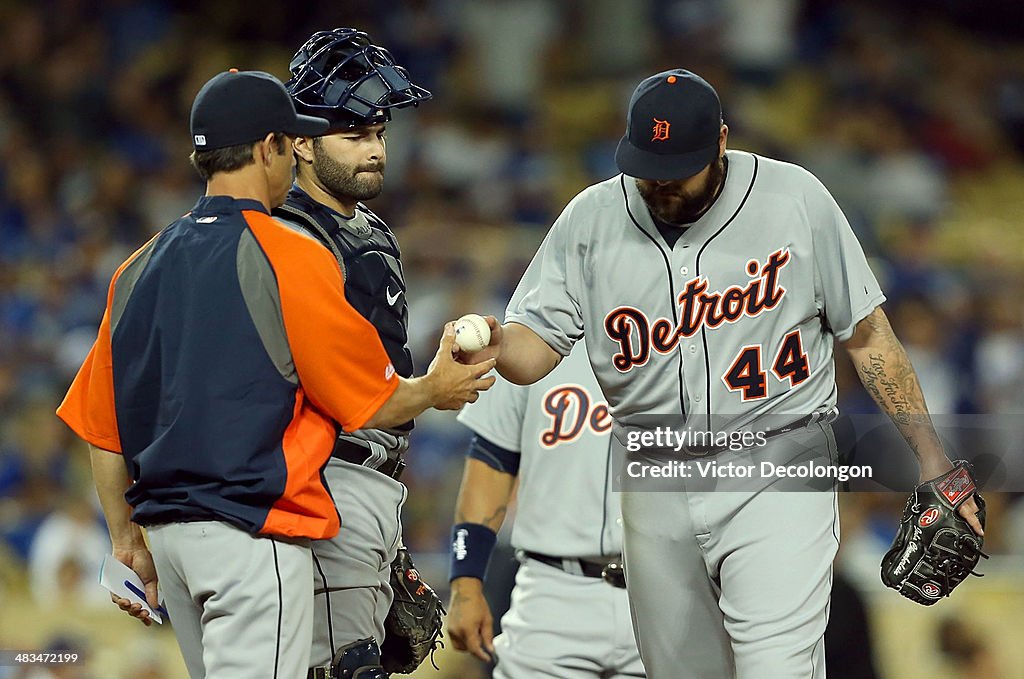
[621,175,686,417]
[695,155,759,429]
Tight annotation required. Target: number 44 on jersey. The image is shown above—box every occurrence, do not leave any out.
[723,330,809,401]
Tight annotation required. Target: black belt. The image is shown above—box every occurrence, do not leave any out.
[332,438,406,481]
[524,551,626,588]
[684,407,839,456]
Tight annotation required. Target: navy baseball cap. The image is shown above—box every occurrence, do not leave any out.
[614,69,722,181]
[190,70,330,151]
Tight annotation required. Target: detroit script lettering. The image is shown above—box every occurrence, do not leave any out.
[604,248,791,372]
[540,385,612,447]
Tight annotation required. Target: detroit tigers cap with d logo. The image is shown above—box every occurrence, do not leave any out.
[614,69,722,181]
[190,70,330,151]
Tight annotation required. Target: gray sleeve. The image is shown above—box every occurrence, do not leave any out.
[504,201,584,356]
[808,177,886,342]
[456,374,529,452]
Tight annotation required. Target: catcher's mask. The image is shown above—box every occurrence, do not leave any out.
[286,28,432,131]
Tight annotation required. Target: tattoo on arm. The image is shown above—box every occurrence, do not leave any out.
[858,353,912,426]
[851,309,942,461]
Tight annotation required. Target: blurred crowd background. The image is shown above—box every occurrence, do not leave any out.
[2,0,1024,677]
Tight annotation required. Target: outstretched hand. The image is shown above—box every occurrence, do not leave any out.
[427,323,496,410]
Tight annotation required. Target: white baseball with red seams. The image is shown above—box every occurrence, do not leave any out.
[454,313,491,353]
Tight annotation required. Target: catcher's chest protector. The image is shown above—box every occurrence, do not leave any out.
[275,191,414,430]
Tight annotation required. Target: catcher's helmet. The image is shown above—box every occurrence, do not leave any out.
[286,28,432,130]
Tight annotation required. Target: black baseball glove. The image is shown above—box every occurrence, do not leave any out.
[880,460,988,605]
[381,547,445,675]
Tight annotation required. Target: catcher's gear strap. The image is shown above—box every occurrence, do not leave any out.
[449,522,497,581]
[307,664,386,678]
[274,203,346,270]
[307,638,385,679]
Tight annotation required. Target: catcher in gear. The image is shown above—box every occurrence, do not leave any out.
[881,460,988,604]
[276,28,456,679]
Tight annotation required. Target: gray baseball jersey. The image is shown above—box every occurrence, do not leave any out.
[457,341,643,679]
[457,341,622,558]
[506,150,885,429]
[506,150,878,677]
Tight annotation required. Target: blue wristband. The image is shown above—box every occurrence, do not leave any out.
[449,522,498,582]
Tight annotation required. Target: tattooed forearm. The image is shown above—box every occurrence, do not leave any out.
[857,353,913,425]
[846,308,944,463]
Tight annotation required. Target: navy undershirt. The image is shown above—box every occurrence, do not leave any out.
[649,157,729,249]
[652,215,688,248]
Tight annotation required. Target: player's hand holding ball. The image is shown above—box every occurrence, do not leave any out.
[453,313,502,364]
[426,323,496,410]
[455,314,491,352]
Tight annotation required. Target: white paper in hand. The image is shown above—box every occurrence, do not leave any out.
[99,554,167,624]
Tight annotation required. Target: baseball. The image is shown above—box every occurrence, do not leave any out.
[454,314,491,353]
